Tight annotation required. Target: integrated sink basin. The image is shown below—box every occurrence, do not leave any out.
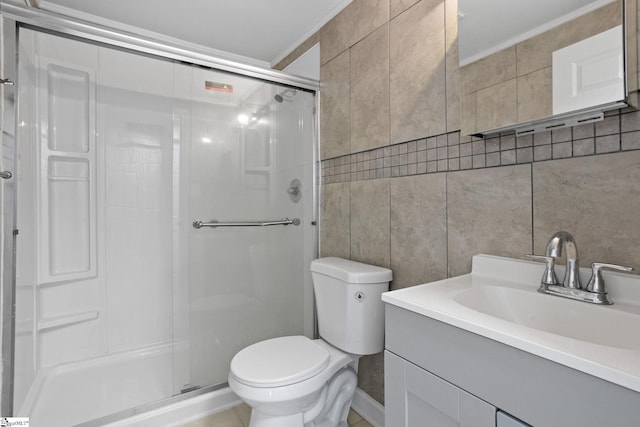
[453,283,640,350]
[382,254,640,393]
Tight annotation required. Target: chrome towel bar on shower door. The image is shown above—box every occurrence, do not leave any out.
[192,217,301,229]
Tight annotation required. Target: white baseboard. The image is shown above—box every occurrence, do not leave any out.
[351,387,385,427]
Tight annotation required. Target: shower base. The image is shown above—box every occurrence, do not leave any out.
[18,343,177,426]
[101,386,239,427]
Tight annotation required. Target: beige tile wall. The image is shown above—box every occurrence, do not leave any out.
[351,25,390,152]
[389,0,447,143]
[532,151,640,268]
[276,0,640,407]
[390,174,447,288]
[447,164,533,276]
[320,51,350,159]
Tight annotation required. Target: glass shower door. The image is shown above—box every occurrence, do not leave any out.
[175,64,316,390]
[14,28,178,425]
[12,25,316,425]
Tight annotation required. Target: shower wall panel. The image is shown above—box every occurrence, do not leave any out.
[37,47,97,286]
[15,29,178,411]
[46,64,90,153]
[99,47,175,353]
[14,26,316,424]
[17,29,104,374]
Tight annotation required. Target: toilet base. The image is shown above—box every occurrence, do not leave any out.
[247,413,348,427]
[247,367,357,427]
[249,411,304,427]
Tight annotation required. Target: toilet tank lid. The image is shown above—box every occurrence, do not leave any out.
[310,257,392,283]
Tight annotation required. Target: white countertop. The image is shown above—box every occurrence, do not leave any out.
[382,254,640,393]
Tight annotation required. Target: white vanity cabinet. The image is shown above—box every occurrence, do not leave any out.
[383,255,640,427]
[384,303,640,427]
[385,350,496,426]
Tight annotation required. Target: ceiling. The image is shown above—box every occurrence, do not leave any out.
[26,0,351,67]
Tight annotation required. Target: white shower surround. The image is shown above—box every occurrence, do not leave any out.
[11,23,316,425]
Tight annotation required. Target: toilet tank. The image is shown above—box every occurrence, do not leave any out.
[310,257,392,355]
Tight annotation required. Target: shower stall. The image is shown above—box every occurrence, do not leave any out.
[0,6,318,426]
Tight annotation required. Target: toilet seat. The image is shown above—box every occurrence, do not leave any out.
[230,336,330,388]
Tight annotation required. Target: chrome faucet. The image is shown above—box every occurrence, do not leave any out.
[528,231,633,305]
[545,231,581,289]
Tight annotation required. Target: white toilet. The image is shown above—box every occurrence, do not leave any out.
[228,257,392,427]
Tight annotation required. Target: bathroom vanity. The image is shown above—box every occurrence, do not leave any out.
[383,255,640,427]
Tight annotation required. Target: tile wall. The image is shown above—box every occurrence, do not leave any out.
[276,0,640,407]
[322,109,640,183]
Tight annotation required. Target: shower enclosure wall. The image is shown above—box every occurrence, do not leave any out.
[1,12,317,426]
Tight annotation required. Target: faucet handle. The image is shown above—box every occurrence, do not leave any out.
[526,254,559,285]
[585,262,634,294]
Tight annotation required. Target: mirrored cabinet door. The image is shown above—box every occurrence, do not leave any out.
[458,0,638,136]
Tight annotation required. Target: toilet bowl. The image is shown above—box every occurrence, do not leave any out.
[228,257,392,427]
[229,337,357,427]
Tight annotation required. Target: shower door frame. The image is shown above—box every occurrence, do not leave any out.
[1,15,18,417]
[0,2,320,416]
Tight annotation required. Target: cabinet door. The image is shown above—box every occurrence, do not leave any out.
[385,351,495,427]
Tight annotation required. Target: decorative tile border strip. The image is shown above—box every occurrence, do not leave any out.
[321,108,640,184]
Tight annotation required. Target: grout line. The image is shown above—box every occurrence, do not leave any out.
[530,162,535,256]
[445,171,450,278]
[443,0,449,134]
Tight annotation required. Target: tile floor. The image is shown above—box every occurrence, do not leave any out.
[179,403,373,427]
